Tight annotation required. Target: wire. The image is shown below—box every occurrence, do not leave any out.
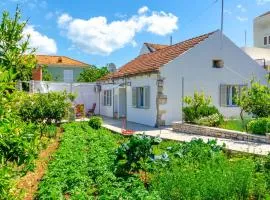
[180,0,219,31]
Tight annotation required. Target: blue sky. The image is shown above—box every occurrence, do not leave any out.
[1,0,270,68]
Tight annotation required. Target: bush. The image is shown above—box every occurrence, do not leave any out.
[247,118,270,135]
[18,92,71,125]
[88,116,103,129]
[196,113,224,127]
[183,92,221,123]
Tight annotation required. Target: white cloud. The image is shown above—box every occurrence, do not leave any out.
[237,4,247,12]
[23,25,57,55]
[58,13,73,28]
[256,0,270,5]
[138,6,149,15]
[236,16,248,22]
[57,7,178,55]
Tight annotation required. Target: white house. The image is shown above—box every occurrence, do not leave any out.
[97,30,267,127]
[243,11,270,68]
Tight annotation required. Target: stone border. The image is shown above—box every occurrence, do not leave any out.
[172,122,270,144]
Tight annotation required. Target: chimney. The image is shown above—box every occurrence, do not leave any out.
[58,57,63,63]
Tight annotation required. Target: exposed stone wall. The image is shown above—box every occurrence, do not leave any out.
[156,75,167,126]
[172,122,270,144]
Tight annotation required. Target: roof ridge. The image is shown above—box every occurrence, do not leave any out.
[36,55,89,66]
[100,30,218,80]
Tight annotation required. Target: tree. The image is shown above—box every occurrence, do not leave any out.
[42,65,53,81]
[0,7,37,82]
[77,65,109,82]
[237,79,270,118]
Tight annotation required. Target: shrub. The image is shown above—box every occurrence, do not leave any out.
[88,116,103,129]
[18,92,71,125]
[183,92,221,123]
[247,118,270,135]
[196,113,224,127]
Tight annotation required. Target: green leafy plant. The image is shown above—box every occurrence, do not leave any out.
[196,113,224,127]
[88,116,103,129]
[77,66,109,82]
[183,92,221,124]
[247,118,270,135]
[237,79,270,118]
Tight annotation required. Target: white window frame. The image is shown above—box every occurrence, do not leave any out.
[63,70,74,82]
[103,90,112,106]
[132,86,150,109]
[220,85,246,107]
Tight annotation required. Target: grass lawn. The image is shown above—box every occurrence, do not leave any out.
[36,122,270,199]
[219,118,251,132]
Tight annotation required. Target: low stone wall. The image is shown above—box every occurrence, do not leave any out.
[172,122,270,144]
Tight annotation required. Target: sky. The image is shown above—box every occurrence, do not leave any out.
[0,0,270,68]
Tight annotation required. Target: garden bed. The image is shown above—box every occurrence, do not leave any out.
[172,122,270,144]
[35,122,270,199]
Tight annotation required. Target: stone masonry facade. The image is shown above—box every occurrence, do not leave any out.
[172,122,270,144]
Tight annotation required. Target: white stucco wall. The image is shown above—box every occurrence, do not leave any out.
[99,74,158,127]
[99,84,114,117]
[126,74,157,127]
[254,14,270,48]
[242,47,270,66]
[160,31,267,125]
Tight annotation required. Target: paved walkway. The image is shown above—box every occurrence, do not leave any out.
[102,117,270,155]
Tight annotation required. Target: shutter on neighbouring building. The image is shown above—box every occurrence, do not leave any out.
[144,86,150,109]
[132,87,137,107]
[220,85,227,107]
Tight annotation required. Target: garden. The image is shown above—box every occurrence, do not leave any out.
[182,79,270,136]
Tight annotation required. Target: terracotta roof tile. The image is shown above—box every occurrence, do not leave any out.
[101,31,216,80]
[36,55,89,67]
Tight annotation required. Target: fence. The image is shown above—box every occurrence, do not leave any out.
[29,81,98,114]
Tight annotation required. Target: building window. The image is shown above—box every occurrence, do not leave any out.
[269,36,270,44]
[213,60,224,68]
[220,85,246,107]
[63,70,74,82]
[264,36,268,45]
[132,86,150,109]
[103,90,112,106]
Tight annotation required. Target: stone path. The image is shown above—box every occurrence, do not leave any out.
[102,117,270,155]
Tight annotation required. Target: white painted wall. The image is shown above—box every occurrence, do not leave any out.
[126,74,157,127]
[99,75,158,126]
[242,47,270,66]
[160,31,267,125]
[99,84,114,117]
[254,14,270,48]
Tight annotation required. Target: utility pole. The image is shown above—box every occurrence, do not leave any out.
[245,30,247,46]
[220,0,224,49]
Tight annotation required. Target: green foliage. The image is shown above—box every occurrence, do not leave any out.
[41,65,53,81]
[219,118,251,132]
[18,92,71,125]
[37,123,156,199]
[151,139,269,199]
[77,65,109,82]
[238,79,270,118]
[183,92,221,124]
[114,134,164,177]
[247,118,270,135]
[88,116,102,129]
[0,7,37,82]
[196,113,224,127]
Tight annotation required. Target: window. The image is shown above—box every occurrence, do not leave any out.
[63,70,74,82]
[132,86,150,109]
[103,90,112,106]
[264,36,268,45]
[269,36,270,44]
[213,60,224,68]
[220,85,246,107]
